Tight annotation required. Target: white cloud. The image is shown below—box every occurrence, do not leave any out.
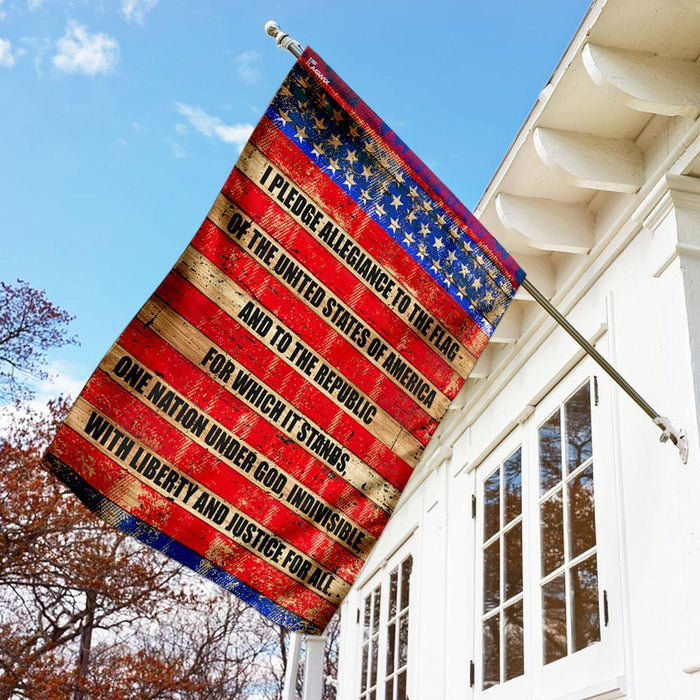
[121,0,158,24]
[20,35,50,75]
[175,103,253,152]
[34,360,87,402]
[234,49,261,85]
[0,38,14,67]
[168,138,186,159]
[53,21,119,76]
[0,0,6,21]
[0,360,87,434]
[27,0,43,9]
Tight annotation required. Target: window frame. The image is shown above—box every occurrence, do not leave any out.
[473,362,625,698]
[474,425,529,698]
[356,542,415,700]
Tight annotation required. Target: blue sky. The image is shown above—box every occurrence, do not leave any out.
[0,0,591,402]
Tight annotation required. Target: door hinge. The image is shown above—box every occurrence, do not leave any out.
[356,608,360,624]
[594,375,599,406]
[469,659,475,687]
[603,589,609,626]
[471,494,476,519]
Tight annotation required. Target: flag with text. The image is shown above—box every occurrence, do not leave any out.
[44,48,525,633]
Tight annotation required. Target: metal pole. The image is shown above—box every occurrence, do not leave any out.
[522,278,688,462]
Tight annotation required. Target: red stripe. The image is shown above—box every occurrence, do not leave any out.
[191,220,440,434]
[222,168,462,397]
[82,370,367,581]
[115,321,390,538]
[51,425,336,627]
[245,117,490,358]
[298,48,523,288]
[151,274,417,489]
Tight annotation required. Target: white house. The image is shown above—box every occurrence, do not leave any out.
[335,0,700,698]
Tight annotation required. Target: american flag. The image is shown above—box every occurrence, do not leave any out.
[44,48,524,633]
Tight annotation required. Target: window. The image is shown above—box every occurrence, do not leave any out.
[359,554,413,700]
[474,368,624,697]
[538,381,600,665]
[360,584,381,700]
[481,448,525,689]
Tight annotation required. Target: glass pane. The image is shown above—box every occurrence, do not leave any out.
[370,637,378,687]
[385,677,394,700]
[566,383,592,472]
[397,670,407,700]
[569,464,597,558]
[484,469,500,541]
[483,539,500,613]
[386,621,396,674]
[504,523,523,600]
[398,613,409,666]
[504,600,524,682]
[539,411,562,495]
[540,490,564,576]
[400,556,412,611]
[361,643,368,691]
[363,596,371,641]
[504,448,522,524]
[542,574,567,665]
[482,613,500,690]
[369,691,376,700]
[572,554,601,652]
[389,567,398,619]
[372,587,380,635]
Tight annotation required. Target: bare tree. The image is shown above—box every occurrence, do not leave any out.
[0,280,77,402]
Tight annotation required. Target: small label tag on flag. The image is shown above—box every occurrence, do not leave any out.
[44,48,524,633]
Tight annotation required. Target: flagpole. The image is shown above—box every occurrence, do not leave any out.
[263,21,689,466]
[521,278,688,463]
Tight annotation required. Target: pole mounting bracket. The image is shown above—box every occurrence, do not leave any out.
[653,416,689,464]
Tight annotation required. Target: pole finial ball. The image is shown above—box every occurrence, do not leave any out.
[265,21,281,38]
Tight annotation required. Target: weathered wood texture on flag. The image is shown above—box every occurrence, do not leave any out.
[44,48,525,633]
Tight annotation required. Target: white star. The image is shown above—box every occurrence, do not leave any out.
[390,194,403,210]
[344,173,356,189]
[294,126,307,142]
[433,237,444,251]
[389,218,400,233]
